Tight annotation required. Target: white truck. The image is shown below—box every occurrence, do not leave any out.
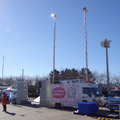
[50,81,104,108]
[108,87,120,111]
[3,88,17,104]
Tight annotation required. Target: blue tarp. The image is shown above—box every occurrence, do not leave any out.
[78,102,97,115]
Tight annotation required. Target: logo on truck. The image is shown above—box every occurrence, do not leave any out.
[68,85,76,99]
[52,87,66,99]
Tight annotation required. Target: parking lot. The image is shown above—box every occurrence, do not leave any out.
[0,103,119,120]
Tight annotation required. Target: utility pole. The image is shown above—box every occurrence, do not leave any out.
[83,7,89,81]
[22,69,24,81]
[2,56,5,79]
[51,13,58,84]
[101,39,111,92]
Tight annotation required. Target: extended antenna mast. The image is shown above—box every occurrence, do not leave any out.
[83,7,89,81]
[51,13,58,84]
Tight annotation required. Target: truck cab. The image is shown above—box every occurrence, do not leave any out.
[80,83,103,106]
[107,87,120,111]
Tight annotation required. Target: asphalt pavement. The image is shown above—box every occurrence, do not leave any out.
[0,103,119,120]
[0,103,97,120]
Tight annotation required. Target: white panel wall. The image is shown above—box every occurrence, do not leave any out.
[40,80,50,106]
[17,80,28,104]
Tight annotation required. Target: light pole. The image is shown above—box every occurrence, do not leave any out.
[83,7,89,81]
[51,13,58,84]
[2,56,5,79]
[22,69,24,81]
[101,39,111,92]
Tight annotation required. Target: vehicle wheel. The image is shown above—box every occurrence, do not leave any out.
[82,100,87,102]
[55,103,61,108]
[110,109,114,112]
[13,99,16,104]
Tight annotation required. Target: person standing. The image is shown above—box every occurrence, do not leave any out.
[2,92,7,112]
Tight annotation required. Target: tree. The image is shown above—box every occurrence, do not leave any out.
[25,78,34,86]
[3,77,16,86]
[60,68,79,80]
[49,68,96,83]
[35,77,42,95]
[79,68,95,82]
[49,69,60,83]
[49,68,80,83]
[111,74,120,86]
[93,72,113,96]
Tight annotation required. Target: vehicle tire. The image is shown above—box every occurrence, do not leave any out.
[110,109,114,112]
[103,103,107,107]
[13,99,16,104]
[55,103,61,108]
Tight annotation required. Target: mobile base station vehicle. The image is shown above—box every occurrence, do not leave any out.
[108,87,120,111]
[50,80,104,108]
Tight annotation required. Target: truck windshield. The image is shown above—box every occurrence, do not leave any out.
[91,88,103,96]
[108,91,120,97]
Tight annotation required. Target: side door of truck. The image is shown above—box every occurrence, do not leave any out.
[82,87,93,102]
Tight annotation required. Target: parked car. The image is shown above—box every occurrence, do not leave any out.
[107,87,120,111]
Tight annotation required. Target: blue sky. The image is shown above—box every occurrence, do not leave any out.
[0,0,120,77]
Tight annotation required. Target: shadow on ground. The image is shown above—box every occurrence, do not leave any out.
[5,111,16,116]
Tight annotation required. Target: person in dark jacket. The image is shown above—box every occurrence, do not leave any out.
[2,92,7,112]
